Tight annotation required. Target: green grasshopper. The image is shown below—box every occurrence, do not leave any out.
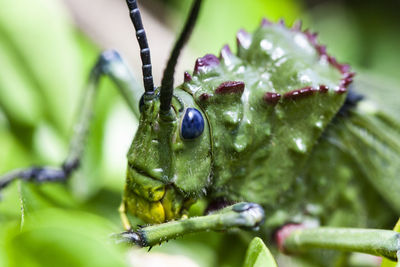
[1,0,400,265]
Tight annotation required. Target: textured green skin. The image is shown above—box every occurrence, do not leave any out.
[185,25,345,226]
[124,23,398,228]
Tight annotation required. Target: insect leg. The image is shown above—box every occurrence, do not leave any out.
[0,50,143,190]
[119,201,132,230]
[117,202,265,247]
[280,226,400,261]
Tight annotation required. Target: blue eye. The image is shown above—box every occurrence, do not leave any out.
[180,108,205,140]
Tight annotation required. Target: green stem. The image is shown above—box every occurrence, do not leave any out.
[284,227,400,261]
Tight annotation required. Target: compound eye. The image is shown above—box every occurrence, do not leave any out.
[180,108,204,140]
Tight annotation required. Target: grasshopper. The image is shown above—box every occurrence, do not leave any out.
[1,0,400,265]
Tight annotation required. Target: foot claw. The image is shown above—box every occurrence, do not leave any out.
[112,230,147,247]
[232,202,265,231]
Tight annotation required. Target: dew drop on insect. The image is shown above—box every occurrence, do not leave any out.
[237,66,246,74]
[223,110,240,125]
[153,168,163,175]
[271,47,285,61]
[293,137,307,153]
[314,120,323,130]
[260,39,273,51]
[234,134,248,153]
[299,73,312,83]
[294,33,314,54]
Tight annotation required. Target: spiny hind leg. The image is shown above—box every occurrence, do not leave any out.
[0,50,143,191]
[117,201,399,262]
[118,202,265,247]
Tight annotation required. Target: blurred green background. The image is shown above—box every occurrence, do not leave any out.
[0,0,399,266]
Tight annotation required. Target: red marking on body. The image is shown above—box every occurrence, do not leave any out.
[275,223,305,253]
[284,86,317,100]
[193,54,220,74]
[292,20,302,31]
[319,85,328,93]
[339,64,351,74]
[299,26,355,92]
[261,17,272,27]
[215,81,245,94]
[263,92,281,105]
[328,56,347,73]
[316,45,327,56]
[199,93,211,101]
[341,77,353,86]
[184,71,192,82]
[336,86,347,94]
[343,72,355,79]
[304,30,318,46]
[219,44,233,61]
[236,29,251,49]
[328,55,337,66]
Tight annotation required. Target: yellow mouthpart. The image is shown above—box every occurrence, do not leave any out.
[125,186,186,224]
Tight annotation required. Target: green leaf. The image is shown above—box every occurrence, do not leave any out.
[243,237,278,267]
[381,218,400,267]
[20,182,80,215]
[172,0,303,56]
[0,0,84,135]
[2,208,127,267]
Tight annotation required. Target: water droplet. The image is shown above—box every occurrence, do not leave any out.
[314,120,323,129]
[260,39,273,51]
[294,33,314,53]
[234,134,248,152]
[202,188,207,195]
[271,47,285,61]
[293,137,307,153]
[223,110,240,125]
[237,66,246,73]
[299,74,311,83]
[153,168,163,174]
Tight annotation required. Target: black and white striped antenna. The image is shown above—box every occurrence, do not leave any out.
[126,0,155,95]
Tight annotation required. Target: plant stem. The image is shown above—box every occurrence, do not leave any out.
[284,227,400,261]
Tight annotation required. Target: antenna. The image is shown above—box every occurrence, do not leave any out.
[126,0,154,94]
[159,0,203,114]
